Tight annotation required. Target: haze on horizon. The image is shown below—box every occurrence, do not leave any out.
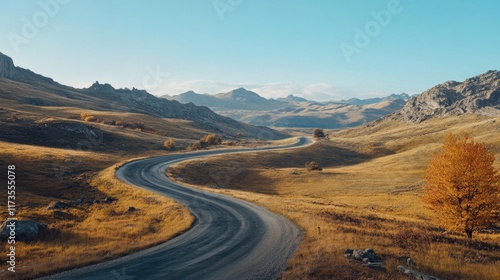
[1,0,499,101]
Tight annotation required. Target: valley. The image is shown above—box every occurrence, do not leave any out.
[0,50,499,280]
[164,89,410,129]
[168,115,500,280]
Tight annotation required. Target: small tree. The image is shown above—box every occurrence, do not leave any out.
[313,128,326,138]
[422,133,500,239]
[305,161,323,171]
[163,138,176,150]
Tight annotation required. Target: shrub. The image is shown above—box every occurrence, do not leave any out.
[189,134,222,150]
[201,134,222,145]
[80,112,96,122]
[189,141,204,151]
[163,139,176,150]
[305,161,323,171]
[313,128,326,138]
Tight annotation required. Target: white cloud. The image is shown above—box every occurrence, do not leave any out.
[302,83,347,101]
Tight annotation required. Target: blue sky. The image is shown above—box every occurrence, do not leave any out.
[1,0,499,101]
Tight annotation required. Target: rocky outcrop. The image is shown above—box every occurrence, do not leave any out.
[0,52,16,78]
[344,248,385,269]
[395,70,500,123]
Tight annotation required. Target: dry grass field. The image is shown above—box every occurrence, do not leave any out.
[168,114,500,280]
[0,141,194,279]
[0,101,288,279]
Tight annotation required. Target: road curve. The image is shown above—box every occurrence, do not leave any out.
[43,137,312,280]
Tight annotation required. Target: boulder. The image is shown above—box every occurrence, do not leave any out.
[397,265,440,280]
[0,220,45,242]
[103,197,117,203]
[344,248,385,269]
[74,197,84,205]
[47,201,70,210]
[128,206,136,212]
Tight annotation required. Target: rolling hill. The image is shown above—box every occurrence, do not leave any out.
[167,71,500,280]
[0,51,286,142]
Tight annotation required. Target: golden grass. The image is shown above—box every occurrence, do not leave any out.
[0,142,193,280]
[168,115,500,280]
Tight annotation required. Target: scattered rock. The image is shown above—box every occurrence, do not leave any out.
[344,248,385,269]
[102,197,116,203]
[74,197,84,205]
[47,201,70,210]
[128,206,136,212]
[0,220,46,242]
[406,257,416,268]
[397,265,440,280]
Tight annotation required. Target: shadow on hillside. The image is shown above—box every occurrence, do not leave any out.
[256,142,395,169]
[0,119,163,154]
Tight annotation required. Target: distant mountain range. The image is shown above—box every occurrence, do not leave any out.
[163,89,411,128]
[0,52,285,139]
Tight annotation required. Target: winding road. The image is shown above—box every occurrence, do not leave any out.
[44,137,312,280]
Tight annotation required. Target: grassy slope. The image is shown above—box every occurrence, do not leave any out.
[168,114,500,280]
[0,95,290,279]
[0,97,211,279]
[0,139,195,279]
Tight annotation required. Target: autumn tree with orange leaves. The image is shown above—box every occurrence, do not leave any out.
[422,133,500,239]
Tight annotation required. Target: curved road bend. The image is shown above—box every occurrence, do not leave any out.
[43,137,313,280]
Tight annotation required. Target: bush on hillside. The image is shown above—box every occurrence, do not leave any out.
[305,161,323,171]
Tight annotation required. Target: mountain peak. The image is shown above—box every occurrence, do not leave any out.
[277,94,310,103]
[87,81,116,94]
[396,70,500,123]
[216,88,263,101]
[0,52,16,78]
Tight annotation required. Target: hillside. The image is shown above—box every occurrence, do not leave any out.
[393,70,500,123]
[0,52,286,141]
[0,51,287,279]
[166,71,500,279]
[164,88,409,129]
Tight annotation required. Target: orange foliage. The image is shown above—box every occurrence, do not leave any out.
[422,133,500,238]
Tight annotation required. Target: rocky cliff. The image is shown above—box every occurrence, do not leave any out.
[395,70,500,123]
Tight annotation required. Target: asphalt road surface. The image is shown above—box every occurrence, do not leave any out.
[42,137,312,280]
